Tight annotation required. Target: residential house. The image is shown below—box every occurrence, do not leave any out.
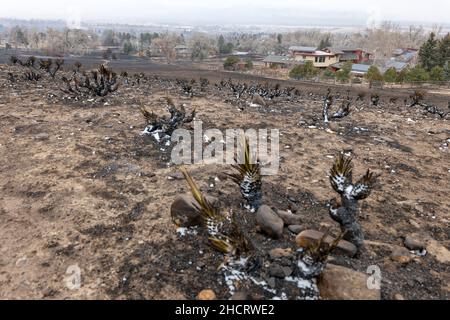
[330,62,371,77]
[323,47,372,64]
[174,45,191,59]
[289,46,339,68]
[392,48,418,64]
[263,55,303,69]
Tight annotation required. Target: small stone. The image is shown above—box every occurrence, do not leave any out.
[171,194,219,227]
[231,291,250,300]
[404,236,426,251]
[276,210,302,226]
[288,225,303,234]
[167,172,184,180]
[269,264,286,279]
[318,264,381,300]
[296,230,358,257]
[394,293,406,300]
[256,205,284,239]
[269,248,293,260]
[197,289,216,301]
[34,133,49,141]
[15,256,28,267]
[390,247,412,264]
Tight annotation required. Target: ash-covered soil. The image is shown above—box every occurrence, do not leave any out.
[0,63,449,300]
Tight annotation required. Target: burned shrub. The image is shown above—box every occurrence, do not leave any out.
[409,90,425,107]
[228,138,262,212]
[328,154,379,250]
[23,70,41,81]
[331,91,351,119]
[371,94,380,106]
[24,56,36,68]
[200,78,209,92]
[141,97,196,145]
[7,72,16,82]
[10,56,23,66]
[39,58,64,78]
[409,90,448,118]
[62,64,119,98]
[73,61,83,74]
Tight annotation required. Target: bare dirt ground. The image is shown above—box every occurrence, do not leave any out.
[0,61,449,300]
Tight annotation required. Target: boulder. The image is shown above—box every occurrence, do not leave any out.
[390,247,412,264]
[256,205,284,239]
[318,264,381,300]
[296,230,358,257]
[171,194,219,227]
[404,236,426,251]
[276,210,302,226]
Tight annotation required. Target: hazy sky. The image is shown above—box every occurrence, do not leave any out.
[1,0,449,26]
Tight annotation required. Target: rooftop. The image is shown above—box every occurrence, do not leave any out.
[263,55,303,64]
[289,46,317,53]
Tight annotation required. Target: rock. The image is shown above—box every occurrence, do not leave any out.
[390,247,412,264]
[268,264,286,279]
[256,205,284,239]
[167,172,185,180]
[269,248,293,260]
[318,264,381,300]
[276,210,302,226]
[426,239,450,264]
[252,94,266,107]
[296,230,358,258]
[197,289,216,301]
[15,256,28,268]
[394,293,405,300]
[34,133,49,141]
[288,225,303,234]
[171,194,219,227]
[230,291,250,300]
[404,236,426,251]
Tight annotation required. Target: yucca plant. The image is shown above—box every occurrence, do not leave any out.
[229,137,262,212]
[298,230,345,279]
[328,154,379,250]
[323,88,333,124]
[331,91,351,119]
[181,168,251,256]
[371,94,380,106]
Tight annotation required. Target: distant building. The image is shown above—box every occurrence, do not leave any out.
[263,55,303,68]
[174,45,191,59]
[330,62,372,77]
[288,46,339,68]
[323,47,372,64]
[392,48,418,64]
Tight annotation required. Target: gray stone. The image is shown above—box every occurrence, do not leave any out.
[288,225,303,234]
[34,133,49,141]
[404,236,426,251]
[276,210,302,226]
[256,205,284,239]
